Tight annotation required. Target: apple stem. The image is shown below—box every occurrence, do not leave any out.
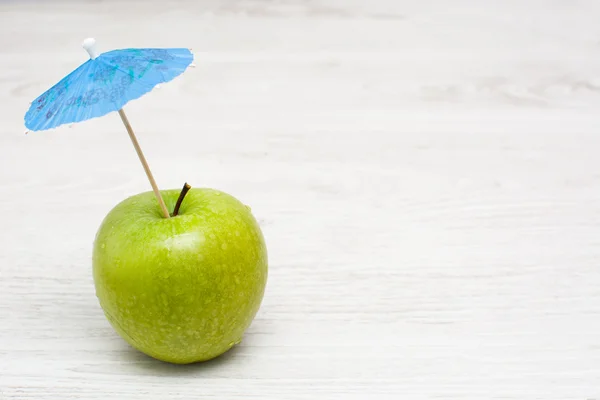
[172,182,192,217]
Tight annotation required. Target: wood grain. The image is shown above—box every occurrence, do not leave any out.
[1,0,600,398]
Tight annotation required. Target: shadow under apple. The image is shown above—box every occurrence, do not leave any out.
[117,341,245,376]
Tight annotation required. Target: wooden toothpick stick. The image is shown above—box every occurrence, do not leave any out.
[118,108,170,219]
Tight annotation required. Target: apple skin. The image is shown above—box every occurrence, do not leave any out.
[92,187,268,364]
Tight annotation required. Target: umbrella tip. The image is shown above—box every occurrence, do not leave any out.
[82,37,99,60]
[24,130,29,135]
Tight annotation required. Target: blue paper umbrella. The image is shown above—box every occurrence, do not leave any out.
[24,38,195,218]
[25,38,194,131]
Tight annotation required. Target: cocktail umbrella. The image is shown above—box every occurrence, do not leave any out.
[24,38,195,218]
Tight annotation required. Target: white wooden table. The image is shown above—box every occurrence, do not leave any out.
[1,1,600,398]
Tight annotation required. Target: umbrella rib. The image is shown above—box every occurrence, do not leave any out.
[117,109,171,219]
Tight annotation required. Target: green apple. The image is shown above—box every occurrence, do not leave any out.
[92,186,268,364]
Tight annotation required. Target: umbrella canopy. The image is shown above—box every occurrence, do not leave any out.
[25,38,194,131]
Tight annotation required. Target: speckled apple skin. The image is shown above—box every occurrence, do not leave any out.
[92,188,268,364]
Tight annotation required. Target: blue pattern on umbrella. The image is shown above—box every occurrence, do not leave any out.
[24,47,194,131]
